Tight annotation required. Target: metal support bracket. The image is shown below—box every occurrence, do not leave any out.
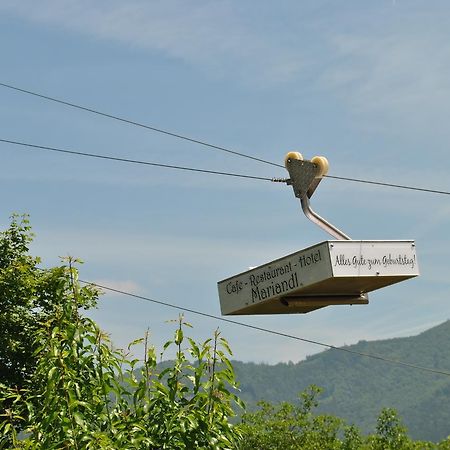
[285,158,351,241]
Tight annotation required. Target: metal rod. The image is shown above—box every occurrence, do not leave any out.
[300,195,351,240]
[284,157,351,240]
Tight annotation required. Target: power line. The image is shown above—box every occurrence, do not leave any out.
[0,82,283,169]
[2,137,450,195]
[84,279,450,378]
[325,174,450,196]
[0,138,275,182]
[2,84,450,195]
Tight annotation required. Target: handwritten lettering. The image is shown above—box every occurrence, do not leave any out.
[335,253,416,270]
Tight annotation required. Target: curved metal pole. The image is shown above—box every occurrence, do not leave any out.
[300,195,351,240]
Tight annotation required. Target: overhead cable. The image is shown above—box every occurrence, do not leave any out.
[0,138,275,182]
[84,279,450,378]
[325,174,450,196]
[2,137,450,195]
[0,82,282,169]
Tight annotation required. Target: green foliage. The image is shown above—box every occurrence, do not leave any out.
[1,301,242,448]
[237,393,449,449]
[238,385,359,449]
[0,216,242,448]
[0,214,97,392]
[367,408,410,449]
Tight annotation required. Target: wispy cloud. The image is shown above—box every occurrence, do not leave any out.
[5,1,450,120]
[0,0,304,86]
[318,24,450,132]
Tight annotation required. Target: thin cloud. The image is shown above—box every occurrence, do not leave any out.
[319,29,450,130]
[4,1,450,113]
[0,0,304,86]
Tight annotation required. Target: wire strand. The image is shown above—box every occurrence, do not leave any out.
[83,279,450,377]
[0,82,283,169]
[0,138,275,182]
[2,136,450,195]
[325,174,450,196]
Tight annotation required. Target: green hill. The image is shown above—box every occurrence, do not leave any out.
[232,320,450,442]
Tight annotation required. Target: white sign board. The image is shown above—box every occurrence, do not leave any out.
[218,240,418,315]
[330,241,418,277]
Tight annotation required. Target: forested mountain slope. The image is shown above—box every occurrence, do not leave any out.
[233,320,450,442]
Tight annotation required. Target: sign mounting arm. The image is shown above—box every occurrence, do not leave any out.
[285,152,351,241]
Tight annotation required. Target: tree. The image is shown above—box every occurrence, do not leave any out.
[0,215,97,392]
[1,304,243,448]
[1,305,243,448]
[0,217,243,447]
[238,385,362,449]
[237,390,448,449]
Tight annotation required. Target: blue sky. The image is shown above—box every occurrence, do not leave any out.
[1,0,450,363]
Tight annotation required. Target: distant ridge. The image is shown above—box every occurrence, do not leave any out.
[233,320,450,441]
